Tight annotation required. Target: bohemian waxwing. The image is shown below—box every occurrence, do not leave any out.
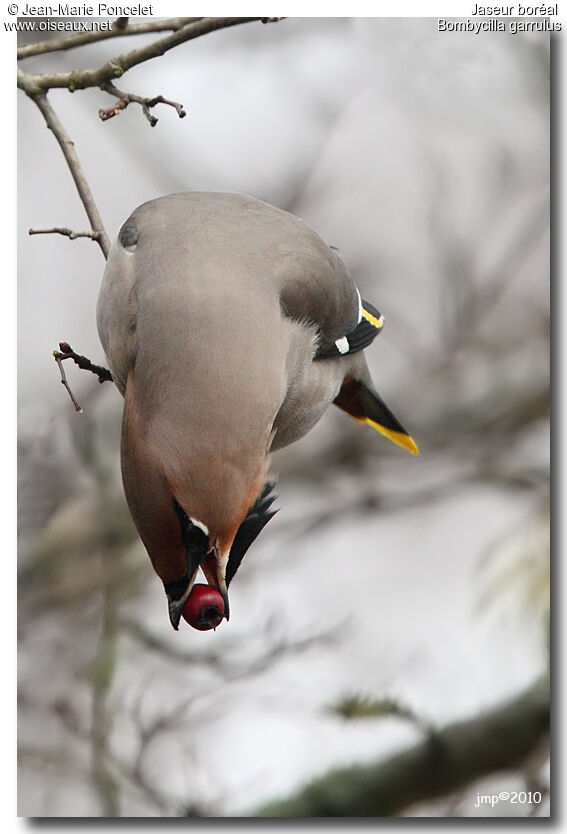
[97,192,418,630]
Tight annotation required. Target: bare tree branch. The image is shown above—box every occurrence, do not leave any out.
[17,17,203,60]
[28,93,110,257]
[255,676,550,817]
[17,18,281,95]
[19,17,283,262]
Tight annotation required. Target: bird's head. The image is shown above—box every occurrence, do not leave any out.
[164,483,278,631]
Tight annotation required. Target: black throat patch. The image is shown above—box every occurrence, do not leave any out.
[163,500,210,601]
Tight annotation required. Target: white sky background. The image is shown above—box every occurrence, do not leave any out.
[5,0,564,829]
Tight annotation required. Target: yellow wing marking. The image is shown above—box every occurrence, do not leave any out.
[361,308,384,329]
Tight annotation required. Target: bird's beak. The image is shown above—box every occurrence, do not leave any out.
[167,558,230,630]
[201,544,230,621]
[169,500,222,629]
[220,588,230,621]
[167,570,199,630]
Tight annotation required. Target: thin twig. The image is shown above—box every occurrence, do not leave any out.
[53,350,83,413]
[99,82,186,126]
[29,94,110,258]
[97,97,128,122]
[29,226,102,242]
[17,17,203,60]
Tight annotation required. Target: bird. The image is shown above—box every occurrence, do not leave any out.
[97,192,418,630]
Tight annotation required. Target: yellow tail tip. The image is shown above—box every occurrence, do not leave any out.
[400,435,420,456]
[365,419,420,455]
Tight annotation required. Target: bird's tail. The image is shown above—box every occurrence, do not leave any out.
[334,378,419,455]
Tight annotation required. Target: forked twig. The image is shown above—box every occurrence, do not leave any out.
[53,342,113,413]
[99,82,186,126]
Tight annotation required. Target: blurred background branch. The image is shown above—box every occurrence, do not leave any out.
[256,676,549,817]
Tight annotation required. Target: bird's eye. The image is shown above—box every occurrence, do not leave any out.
[119,223,138,253]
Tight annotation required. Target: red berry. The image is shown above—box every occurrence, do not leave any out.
[182,584,225,631]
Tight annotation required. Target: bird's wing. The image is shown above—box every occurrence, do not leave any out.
[271,221,384,360]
